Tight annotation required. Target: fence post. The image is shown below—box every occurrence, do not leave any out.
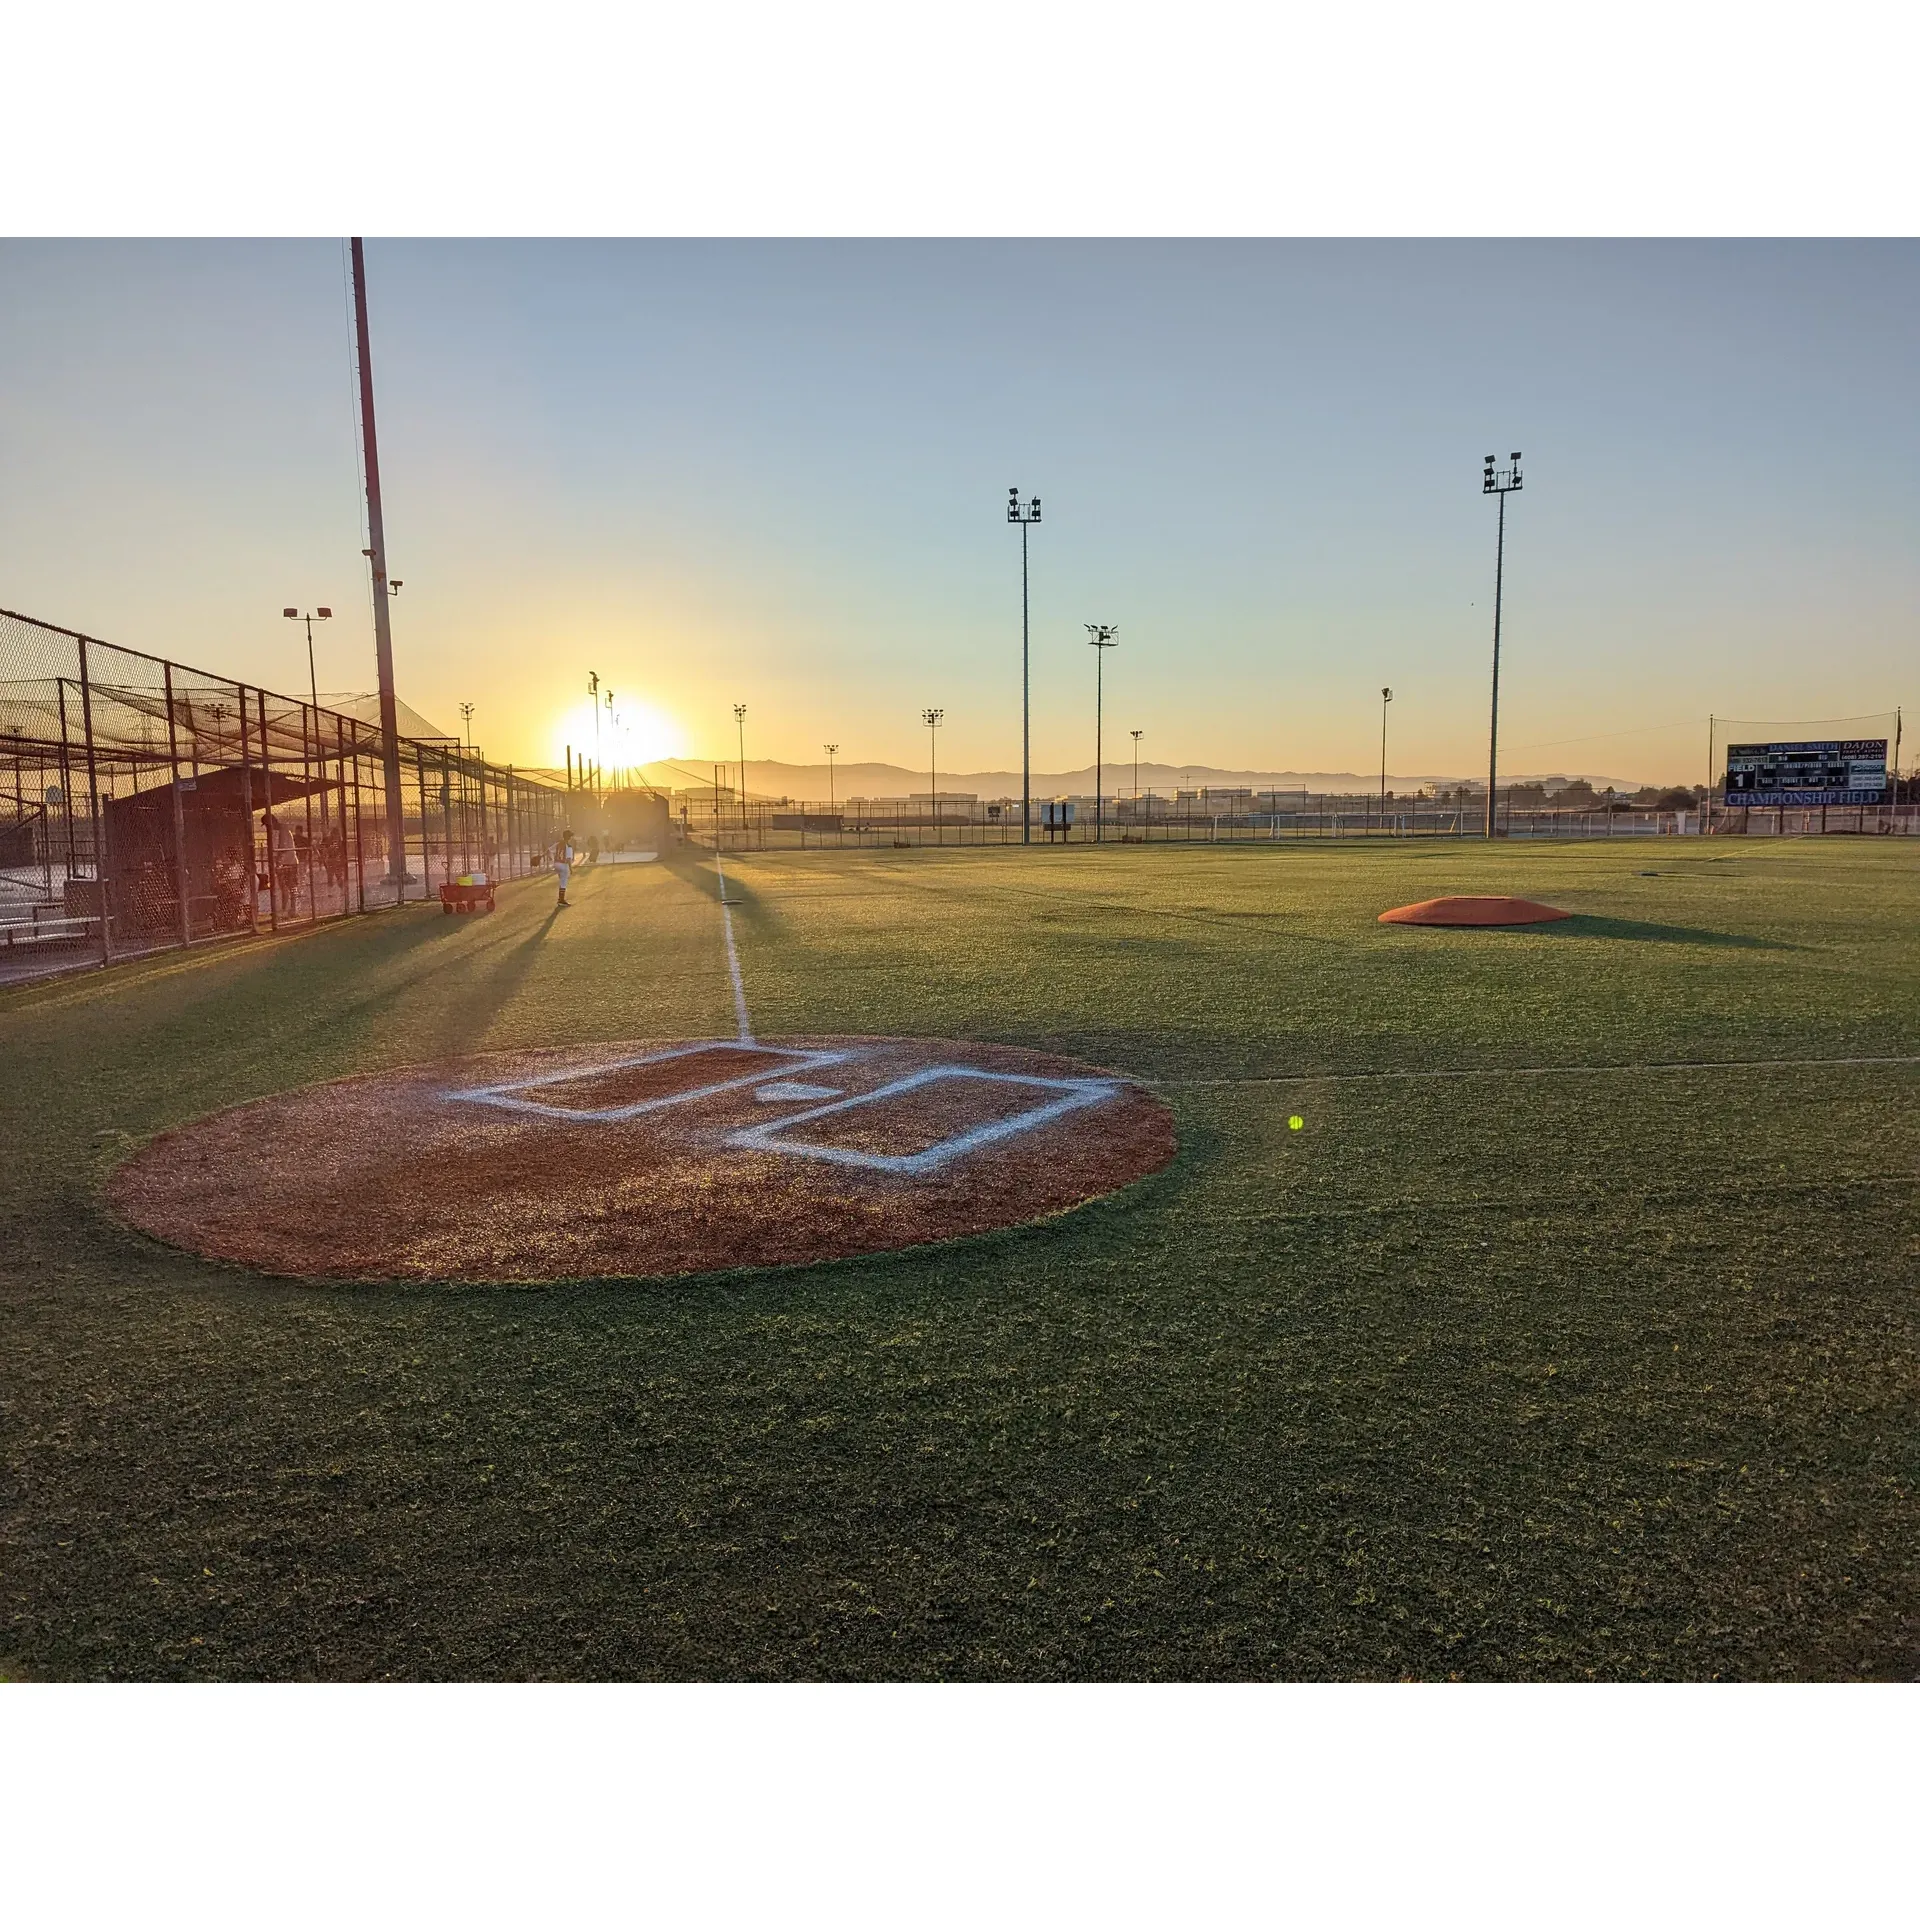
[54,679,78,899]
[237,685,259,928]
[301,699,318,923]
[77,638,113,965]
[346,714,365,912]
[163,661,190,946]
[257,688,279,932]
[416,753,431,899]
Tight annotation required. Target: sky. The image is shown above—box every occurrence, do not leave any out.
[1,239,1914,786]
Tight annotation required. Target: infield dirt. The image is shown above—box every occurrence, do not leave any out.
[109,1034,1176,1284]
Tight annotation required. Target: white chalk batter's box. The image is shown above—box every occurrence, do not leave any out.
[446,1040,1120,1175]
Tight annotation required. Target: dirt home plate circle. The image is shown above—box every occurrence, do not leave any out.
[111,1036,1176,1284]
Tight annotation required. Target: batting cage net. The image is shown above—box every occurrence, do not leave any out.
[0,607,570,981]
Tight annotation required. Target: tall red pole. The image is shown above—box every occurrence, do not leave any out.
[351,238,409,891]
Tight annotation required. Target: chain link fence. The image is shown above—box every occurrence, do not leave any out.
[1,608,570,983]
[672,788,1919,853]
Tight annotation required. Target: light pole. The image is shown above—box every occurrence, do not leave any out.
[1086,625,1119,843]
[1379,688,1392,808]
[460,701,475,751]
[1008,486,1042,845]
[824,744,838,810]
[1130,729,1143,802]
[1482,451,1523,839]
[588,671,600,795]
[282,607,332,713]
[605,688,615,791]
[349,237,409,894]
[922,708,943,841]
[734,704,748,833]
[283,606,334,827]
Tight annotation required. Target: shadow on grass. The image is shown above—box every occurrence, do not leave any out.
[192,887,569,1073]
[419,903,566,1056]
[659,844,776,925]
[1542,915,1795,950]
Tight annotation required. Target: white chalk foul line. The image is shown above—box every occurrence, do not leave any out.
[713,845,752,1042]
[1150,1053,1920,1089]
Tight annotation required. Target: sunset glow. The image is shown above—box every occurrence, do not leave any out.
[3,241,1914,787]
[553,696,685,775]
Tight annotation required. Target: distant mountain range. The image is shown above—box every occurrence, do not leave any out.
[636,758,1647,803]
[322,699,1653,797]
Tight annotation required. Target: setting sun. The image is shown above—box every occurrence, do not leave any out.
[553,695,685,774]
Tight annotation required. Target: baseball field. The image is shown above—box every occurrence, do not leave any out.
[2,836,1914,1680]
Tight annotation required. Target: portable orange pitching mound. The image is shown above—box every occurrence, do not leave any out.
[1378,895,1572,927]
[109,1036,1176,1285]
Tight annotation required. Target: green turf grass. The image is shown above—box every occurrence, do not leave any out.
[1,838,1914,1679]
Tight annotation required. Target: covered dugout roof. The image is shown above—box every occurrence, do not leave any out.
[105,765,343,813]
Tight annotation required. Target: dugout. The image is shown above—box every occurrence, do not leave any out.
[597,787,669,850]
[99,765,344,942]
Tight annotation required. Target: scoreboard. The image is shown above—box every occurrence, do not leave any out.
[1723,739,1889,807]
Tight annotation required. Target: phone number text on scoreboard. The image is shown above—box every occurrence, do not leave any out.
[1723,739,1889,807]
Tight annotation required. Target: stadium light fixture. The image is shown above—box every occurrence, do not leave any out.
[1379,687,1393,807]
[460,701,475,751]
[1085,626,1119,843]
[922,708,944,838]
[1130,728,1143,803]
[1480,450,1523,839]
[824,743,839,810]
[1007,486,1042,845]
[283,605,333,714]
